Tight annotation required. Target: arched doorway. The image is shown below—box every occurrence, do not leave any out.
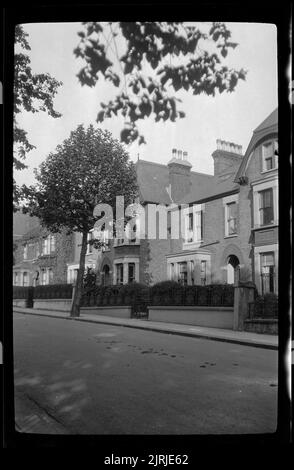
[227,255,240,285]
[102,264,110,286]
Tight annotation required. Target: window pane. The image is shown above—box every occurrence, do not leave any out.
[116,264,123,285]
[195,211,203,240]
[263,142,273,158]
[23,272,28,286]
[261,252,274,267]
[227,202,237,234]
[50,235,56,252]
[128,263,135,283]
[260,189,274,225]
[200,260,207,285]
[179,262,187,285]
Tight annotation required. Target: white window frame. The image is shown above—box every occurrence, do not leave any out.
[67,262,96,284]
[49,235,56,253]
[23,244,28,260]
[183,204,204,248]
[23,271,29,286]
[113,257,140,285]
[261,139,278,173]
[252,177,278,229]
[223,194,238,238]
[254,244,278,295]
[42,237,49,255]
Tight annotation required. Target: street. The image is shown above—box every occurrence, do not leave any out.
[13,312,278,435]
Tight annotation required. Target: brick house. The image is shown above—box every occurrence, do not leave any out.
[95,108,278,294]
[13,108,278,295]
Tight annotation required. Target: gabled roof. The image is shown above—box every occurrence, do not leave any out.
[136,159,215,205]
[136,160,172,204]
[179,176,239,204]
[254,108,278,133]
[234,108,278,183]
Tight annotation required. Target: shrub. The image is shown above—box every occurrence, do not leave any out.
[83,267,97,289]
[34,284,73,299]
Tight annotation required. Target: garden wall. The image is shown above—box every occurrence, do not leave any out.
[80,306,132,318]
[148,306,234,329]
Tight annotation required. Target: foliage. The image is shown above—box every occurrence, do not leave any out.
[83,267,97,289]
[13,25,62,208]
[21,124,138,316]
[74,22,247,145]
[81,282,148,307]
[151,280,180,294]
[13,286,34,299]
[33,284,73,299]
[150,282,234,306]
[21,124,138,234]
[251,293,278,318]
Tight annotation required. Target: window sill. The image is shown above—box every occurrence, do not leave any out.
[114,242,140,247]
[260,168,278,176]
[224,234,238,239]
[183,241,203,250]
[252,223,278,231]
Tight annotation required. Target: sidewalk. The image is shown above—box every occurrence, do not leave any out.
[13,306,278,350]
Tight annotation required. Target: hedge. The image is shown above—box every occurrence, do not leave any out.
[250,293,278,318]
[81,282,149,308]
[33,284,73,299]
[81,281,234,308]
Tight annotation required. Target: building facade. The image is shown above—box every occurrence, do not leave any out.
[13,109,278,295]
[97,108,278,295]
[13,224,75,286]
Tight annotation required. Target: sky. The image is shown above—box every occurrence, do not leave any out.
[14,22,278,186]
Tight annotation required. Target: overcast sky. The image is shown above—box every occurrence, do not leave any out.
[14,22,278,186]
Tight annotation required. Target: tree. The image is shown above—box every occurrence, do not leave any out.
[13,25,62,208]
[21,125,138,317]
[74,22,247,145]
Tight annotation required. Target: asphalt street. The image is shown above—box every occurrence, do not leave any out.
[13,312,278,435]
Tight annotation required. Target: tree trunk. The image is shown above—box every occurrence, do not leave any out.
[70,230,88,317]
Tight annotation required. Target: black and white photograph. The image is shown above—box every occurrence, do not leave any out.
[3,4,292,450]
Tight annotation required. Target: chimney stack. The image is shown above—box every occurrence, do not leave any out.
[212,139,243,177]
[167,148,192,203]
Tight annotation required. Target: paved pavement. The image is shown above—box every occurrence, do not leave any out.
[13,312,278,435]
[13,306,278,350]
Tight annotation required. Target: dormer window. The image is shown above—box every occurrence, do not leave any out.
[262,140,278,172]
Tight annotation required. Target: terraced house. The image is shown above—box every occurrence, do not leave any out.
[13,108,278,295]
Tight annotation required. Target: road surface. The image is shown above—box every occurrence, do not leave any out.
[13,312,278,435]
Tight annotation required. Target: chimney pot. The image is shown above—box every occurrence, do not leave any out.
[177,150,182,160]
